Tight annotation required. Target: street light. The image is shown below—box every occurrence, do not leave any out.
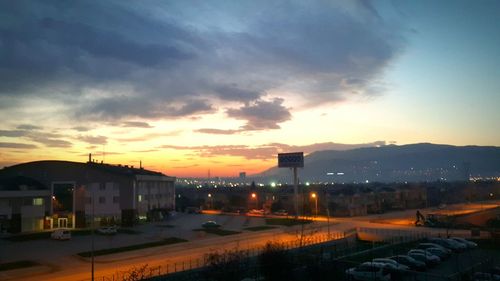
[207,193,213,209]
[311,192,318,217]
[251,193,257,209]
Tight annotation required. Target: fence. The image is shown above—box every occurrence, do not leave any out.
[88,226,356,281]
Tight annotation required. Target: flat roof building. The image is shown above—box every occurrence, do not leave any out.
[0,160,175,233]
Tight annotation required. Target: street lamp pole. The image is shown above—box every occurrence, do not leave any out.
[311,193,318,217]
[251,193,257,209]
[91,189,95,281]
[207,193,212,209]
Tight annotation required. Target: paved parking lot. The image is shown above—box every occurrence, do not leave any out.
[0,213,271,263]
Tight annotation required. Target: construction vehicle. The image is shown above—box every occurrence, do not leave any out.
[415,210,452,227]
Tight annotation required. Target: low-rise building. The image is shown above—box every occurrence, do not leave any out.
[0,159,175,233]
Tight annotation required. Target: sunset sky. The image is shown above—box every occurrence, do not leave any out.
[1,1,499,177]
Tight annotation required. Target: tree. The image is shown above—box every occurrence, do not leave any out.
[122,264,149,281]
[203,250,248,281]
[259,242,293,281]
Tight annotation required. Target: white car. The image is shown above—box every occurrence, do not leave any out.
[51,229,71,240]
[372,258,409,271]
[418,242,452,254]
[97,226,118,235]
[451,237,477,248]
[408,250,441,266]
[346,262,391,281]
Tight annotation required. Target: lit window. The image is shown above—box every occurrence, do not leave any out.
[138,195,142,202]
[33,198,43,206]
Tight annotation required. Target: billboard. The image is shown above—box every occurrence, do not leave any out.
[278,152,304,168]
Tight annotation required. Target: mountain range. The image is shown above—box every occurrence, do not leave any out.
[255,143,500,183]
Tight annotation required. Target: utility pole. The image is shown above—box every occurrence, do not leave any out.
[91,189,95,281]
[293,167,299,219]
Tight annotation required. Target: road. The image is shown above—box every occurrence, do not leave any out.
[2,200,498,281]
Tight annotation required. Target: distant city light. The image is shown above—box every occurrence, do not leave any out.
[270,182,276,187]
[251,193,256,198]
[337,172,344,175]
[305,182,310,186]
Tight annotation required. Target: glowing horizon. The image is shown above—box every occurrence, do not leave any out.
[1,1,499,177]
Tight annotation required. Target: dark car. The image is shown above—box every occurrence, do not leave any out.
[389,255,426,271]
[201,221,220,228]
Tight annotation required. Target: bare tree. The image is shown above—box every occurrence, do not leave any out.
[122,264,149,281]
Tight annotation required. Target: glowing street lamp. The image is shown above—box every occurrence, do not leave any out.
[207,193,213,209]
[311,192,318,217]
[251,192,258,209]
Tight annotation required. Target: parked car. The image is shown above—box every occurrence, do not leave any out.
[428,238,465,252]
[408,249,441,265]
[450,237,477,248]
[201,221,220,228]
[418,243,452,254]
[389,255,426,271]
[424,247,451,259]
[346,262,391,281]
[372,258,409,271]
[97,226,117,235]
[407,251,440,266]
[273,210,288,216]
[51,229,71,240]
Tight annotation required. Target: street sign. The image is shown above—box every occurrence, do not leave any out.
[278,152,304,168]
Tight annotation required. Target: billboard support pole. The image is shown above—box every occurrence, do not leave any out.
[294,167,299,219]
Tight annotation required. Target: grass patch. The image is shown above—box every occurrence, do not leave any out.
[265,218,312,227]
[244,226,277,231]
[193,228,241,236]
[155,224,175,228]
[0,260,40,272]
[77,237,187,257]
[4,232,51,242]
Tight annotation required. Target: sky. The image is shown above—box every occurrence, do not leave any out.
[0,0,499,177]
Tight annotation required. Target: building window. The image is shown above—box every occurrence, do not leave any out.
[85,197,92,204]
[138,195,142,202]
[99,183,105,190]
[99,197,106,204]
[113,183,119,191]
[33,198,44,206]
[113,196,119,204]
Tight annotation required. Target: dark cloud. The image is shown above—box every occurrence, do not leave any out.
[72,126,91,132]
[0,1,405,125]
[212,85,261,102]
[226,98,291,130]
[160,141,387,160]
[0,129,72,148]
[77,135,107,145]
[0,130,27,137]
[195,128,241,135]
[28,136,72,148]
[121,121,153,128]
[16,124,42,130]
[77,98,214,120]
[0,142,37,149]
